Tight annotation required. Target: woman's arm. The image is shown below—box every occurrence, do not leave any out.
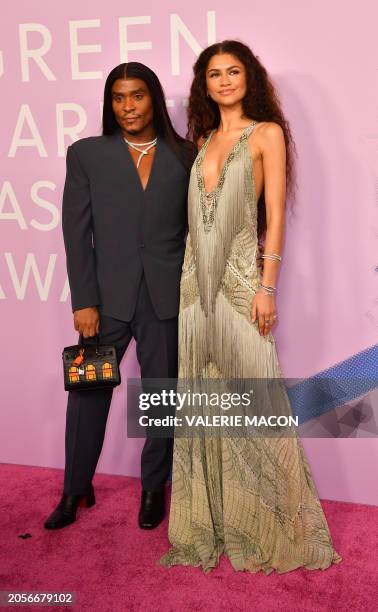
[251,122,286,336]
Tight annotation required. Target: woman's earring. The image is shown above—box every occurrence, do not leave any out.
[206,91,209,97]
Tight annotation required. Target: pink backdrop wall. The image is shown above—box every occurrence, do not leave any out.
[1,1,377,505]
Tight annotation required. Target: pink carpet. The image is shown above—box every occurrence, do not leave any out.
[0,464,377,612]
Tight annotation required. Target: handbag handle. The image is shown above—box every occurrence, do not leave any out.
[79,333,100,354]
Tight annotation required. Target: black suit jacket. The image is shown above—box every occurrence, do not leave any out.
[62,130,190,321]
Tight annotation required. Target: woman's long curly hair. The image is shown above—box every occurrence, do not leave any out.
[187,40,297,239]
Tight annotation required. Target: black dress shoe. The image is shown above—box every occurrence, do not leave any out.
[138,489,165,530]
[44,485,95,530]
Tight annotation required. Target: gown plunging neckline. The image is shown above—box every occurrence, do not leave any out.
[197,121,257,232]
[200,121,257,197]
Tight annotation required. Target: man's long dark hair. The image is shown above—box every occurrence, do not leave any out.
[102,62,196,173]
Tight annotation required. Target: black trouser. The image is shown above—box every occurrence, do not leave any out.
[63,275,177,495]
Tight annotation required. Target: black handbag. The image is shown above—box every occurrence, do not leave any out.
[62,333,121,391]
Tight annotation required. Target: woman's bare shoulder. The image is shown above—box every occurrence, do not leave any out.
[249,122,285,160]
[255,121,284,142]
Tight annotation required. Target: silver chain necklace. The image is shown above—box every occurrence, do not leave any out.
[124,137,157,168]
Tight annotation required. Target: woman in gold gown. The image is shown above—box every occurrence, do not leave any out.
[159,40,342,574]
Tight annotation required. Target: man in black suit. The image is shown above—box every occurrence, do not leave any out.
[44,62,195,530]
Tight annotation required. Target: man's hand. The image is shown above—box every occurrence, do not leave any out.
[73,306,100,338]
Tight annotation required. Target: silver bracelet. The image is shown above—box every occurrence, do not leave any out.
[258,283,277,295]
[261,253,282,262]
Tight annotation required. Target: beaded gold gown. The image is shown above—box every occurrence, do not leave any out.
[159,121,342,574]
